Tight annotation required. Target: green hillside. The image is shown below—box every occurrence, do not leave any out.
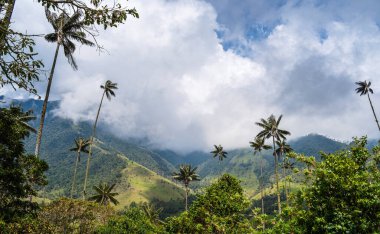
[12,99,185,215]
[290,133,348,159]
[14,99,361,208]
[114,155,184,212]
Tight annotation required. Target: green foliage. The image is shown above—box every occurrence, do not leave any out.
[0,215,54,234]
[96,206,164,234]
[37,198,114,233]
[293,137,380,233]
[0,106,48,222]
[38,0,139,29]
[89,182,119,206]
[0,27,43,95]
[165,174,253,233]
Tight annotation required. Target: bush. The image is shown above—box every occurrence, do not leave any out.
[165,174,253,233]
[292,137,380,233]
[37,198,114,233]
[96,206,164,234]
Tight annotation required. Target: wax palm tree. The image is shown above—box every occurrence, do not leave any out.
[83,80,117,200]
[210,144,228,162]
[69,137,90,198]
[172,164,200,211]
[35,10,94,156]
[88,182,119,206]
[142,202,163,224]
[250,137,271,215]
[276,139,293,206]
[9,106,37,133]
[355,80,380,131]
[256,114,290,214]
[282,156,295,205]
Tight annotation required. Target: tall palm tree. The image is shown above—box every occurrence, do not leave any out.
[256,114,290,214]
[172,164,200,211]
[250,137,271,215]
[69,137,90,198]
[35,10,94,157]
[83,80,117,200]
[355,80,380,131]
[88,182,119,206]
[275,139,293,206]
[210,144,228,162]
[282,156,295,205]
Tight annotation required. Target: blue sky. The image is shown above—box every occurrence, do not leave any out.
[3,0,380,152]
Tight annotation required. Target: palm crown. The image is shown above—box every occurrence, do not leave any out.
[88,182,119,206]
[250,137,272,155]
[101,80,118,100]
[45,9,94,70]
[210,144,228,161]
[70,137,90,161]
[10,106,37,134]
[256,114,290,141]
[275,139,293,156]
[355,80,373,96]
[172,164,200,187]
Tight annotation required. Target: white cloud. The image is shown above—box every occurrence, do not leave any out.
[7,0,380,152]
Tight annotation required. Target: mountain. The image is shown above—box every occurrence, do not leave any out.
[5,99,372,206]
[290,134,348,159]
[5,99,185,215]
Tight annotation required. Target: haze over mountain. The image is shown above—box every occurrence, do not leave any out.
[7,99,372,205]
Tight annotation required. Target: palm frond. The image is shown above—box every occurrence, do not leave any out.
[45,33,58,43]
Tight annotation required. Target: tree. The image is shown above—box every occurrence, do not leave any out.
[256,114,290,214]
[210,144,228,162]
[250,137,271,215]
[35,10,95,157]
[293,137,380,233]
[89,182,119,206]
[0,0,43,96]
[37,198,114,233]
[97,206,164,234]
[276,139,293,205]
[355,80,380,131]
[281,156,294,205]
[172,164,200,211]
[0,106,48,222]
[142,202,163,225]
[165,174,253,233]
[69,137,90,198]
[83,80,117,199]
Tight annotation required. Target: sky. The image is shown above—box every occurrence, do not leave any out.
[3,0,380,152]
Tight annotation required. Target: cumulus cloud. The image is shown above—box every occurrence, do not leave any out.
[5,0,380,152]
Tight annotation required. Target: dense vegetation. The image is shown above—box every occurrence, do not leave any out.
[1,0,380,232]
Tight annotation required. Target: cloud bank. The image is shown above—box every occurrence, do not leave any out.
[6,0,380,152]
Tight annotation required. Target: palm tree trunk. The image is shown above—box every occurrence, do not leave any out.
[260,155,264,215]
[83,91,105,200]
[284,167,289,206]
[71,152,80,198]
[272,136,281,214]
[282,154,287,206]
[260,154,265,231]
[35,43,60,156]
[0,0,16,48]
[367,93,380,131]
[185,185,188,211]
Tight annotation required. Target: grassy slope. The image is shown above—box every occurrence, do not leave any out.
[114,154,184,210]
